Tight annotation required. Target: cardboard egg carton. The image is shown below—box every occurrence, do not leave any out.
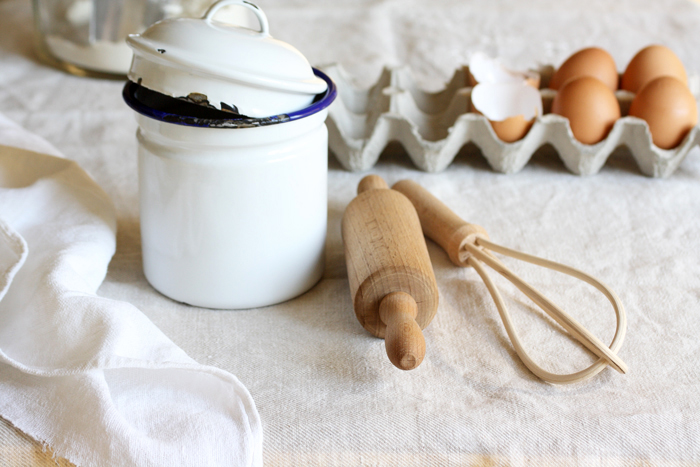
[320,63,700,177]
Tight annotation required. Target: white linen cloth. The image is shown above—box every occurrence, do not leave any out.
[2,0,700,465]
[0,114,262,467]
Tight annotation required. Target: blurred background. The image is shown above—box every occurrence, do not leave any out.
[32,0,258,77]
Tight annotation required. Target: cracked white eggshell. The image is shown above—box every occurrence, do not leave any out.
[471,82,543,121]
[469,52,540,88]
[321,63,700,176]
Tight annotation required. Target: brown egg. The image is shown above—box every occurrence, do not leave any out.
[551,76,621,145]
[470,81,542,143]
[469,105,534,143]
[621,45,688,93]
[549,47,618,92]
[489,116,534,143]
[628,76,698,149]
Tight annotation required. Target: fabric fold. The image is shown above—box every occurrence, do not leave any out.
[0,114,262,467]
[0,216,27,303]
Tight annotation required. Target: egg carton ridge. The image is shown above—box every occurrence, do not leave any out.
[320,63,700,177]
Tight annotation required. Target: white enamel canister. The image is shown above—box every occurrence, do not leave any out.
[123,0,335,308]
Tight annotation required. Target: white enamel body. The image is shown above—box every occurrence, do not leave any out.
[135,111,329,309]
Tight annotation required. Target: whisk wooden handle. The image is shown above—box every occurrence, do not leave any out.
[392,179,489,267]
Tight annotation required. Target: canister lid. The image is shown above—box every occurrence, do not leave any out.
[126,0,327,117]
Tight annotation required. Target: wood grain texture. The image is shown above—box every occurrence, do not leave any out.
[392,179,489,267]
[379,292,425,370]
[342,175,438,370]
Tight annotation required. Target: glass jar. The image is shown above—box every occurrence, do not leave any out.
[32,0,254,78]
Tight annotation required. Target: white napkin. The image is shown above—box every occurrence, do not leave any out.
[0,114,262,467]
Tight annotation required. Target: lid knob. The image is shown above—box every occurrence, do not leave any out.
[204,0,270,37]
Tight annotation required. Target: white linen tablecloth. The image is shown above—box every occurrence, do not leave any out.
[2,0,700,465]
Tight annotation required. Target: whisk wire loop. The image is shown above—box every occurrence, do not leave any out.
[463,238,627,384]
[389,177,627,383]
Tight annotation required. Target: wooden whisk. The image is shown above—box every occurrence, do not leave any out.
[392,179,627,384]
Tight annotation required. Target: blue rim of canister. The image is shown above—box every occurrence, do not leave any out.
[122,67,337,128]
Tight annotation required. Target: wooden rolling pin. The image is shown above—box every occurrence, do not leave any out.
[392,179,628,384]
[341,175,439,370]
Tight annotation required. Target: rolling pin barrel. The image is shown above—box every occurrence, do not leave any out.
[342,175,439,370]
[392,179,489,267]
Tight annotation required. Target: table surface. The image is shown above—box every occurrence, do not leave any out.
[2,0,700,465]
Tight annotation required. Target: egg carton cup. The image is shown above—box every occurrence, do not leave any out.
[320,63,700,177]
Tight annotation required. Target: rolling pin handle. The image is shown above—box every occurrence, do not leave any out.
[379,292,426,370]
[357,174,389,194]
